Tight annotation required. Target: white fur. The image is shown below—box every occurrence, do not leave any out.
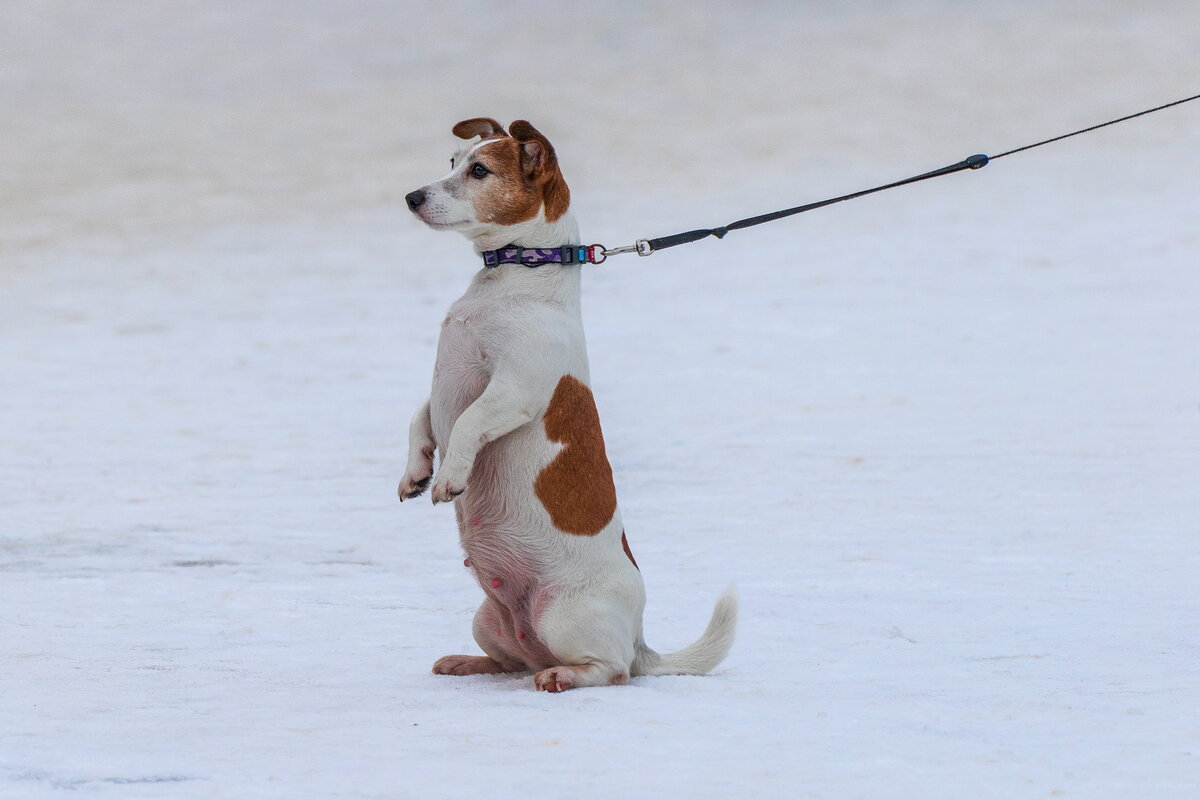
[400,124,736,691]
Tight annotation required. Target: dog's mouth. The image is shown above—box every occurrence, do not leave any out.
[413,214,471,230]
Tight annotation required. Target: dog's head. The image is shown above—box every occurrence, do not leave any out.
[405,118,571,249]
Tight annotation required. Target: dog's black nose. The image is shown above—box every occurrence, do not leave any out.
[405,190,426,211]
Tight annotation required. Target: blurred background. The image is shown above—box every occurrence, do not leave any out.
[3,3,1198,797]
[4,0,1198,256]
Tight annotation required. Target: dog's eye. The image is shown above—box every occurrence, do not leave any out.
[449,157,456,168]
[471,163,489,179]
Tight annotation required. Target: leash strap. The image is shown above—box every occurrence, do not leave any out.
[646,154,989,252]
[608,92,1200,257]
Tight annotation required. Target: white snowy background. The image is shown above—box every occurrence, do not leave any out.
[2,1,1198,797]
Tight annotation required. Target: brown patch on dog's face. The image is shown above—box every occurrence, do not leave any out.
[453,120,569,225]
[467,138,545,225]
[621,531,638,569]
[535,375,617,536]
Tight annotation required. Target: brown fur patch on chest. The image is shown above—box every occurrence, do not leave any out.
[534,375,617,536]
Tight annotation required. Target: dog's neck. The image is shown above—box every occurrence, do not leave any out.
[465,208,580,254]
[461,208,583,303]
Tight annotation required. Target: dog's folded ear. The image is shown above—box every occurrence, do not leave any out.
[452,118,507,140]
[509,120,569,220]
[509,120,557,178]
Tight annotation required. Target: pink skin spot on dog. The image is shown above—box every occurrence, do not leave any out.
[463,558,471,568]
[491,578,503,589]
[470,517,482,526]
[518,632,526,640]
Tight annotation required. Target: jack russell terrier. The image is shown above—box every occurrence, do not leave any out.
[399,118,736,691]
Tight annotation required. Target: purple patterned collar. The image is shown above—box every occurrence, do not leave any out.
[480,244,607,268]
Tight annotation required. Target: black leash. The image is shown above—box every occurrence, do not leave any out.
[590,92,1200,261]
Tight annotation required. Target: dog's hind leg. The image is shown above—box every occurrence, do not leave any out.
[433,598,527,676]
[532,591,638,692]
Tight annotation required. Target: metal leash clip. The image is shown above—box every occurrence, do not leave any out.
[599,240,653,261]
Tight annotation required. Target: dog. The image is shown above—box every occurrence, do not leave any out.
[398,118,736,691]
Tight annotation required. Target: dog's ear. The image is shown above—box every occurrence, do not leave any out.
[509,120,557,178]
[509,120,569,220]
[452,118,507,140]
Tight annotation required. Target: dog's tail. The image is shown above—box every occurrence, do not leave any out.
[632,585,738,677]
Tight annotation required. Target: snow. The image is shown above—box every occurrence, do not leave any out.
[3,1,1199,797]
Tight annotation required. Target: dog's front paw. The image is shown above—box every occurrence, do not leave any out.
[429,472,466,504]
[397,472,432,501]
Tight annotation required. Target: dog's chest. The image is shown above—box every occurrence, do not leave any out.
[429,311,489,448]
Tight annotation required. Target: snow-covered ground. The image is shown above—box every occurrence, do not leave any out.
[3,2,1198,797]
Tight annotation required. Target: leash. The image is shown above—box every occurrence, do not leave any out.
[482,92,1199,268]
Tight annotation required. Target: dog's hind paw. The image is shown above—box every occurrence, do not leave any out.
[534,666,579,693]
[433,655,511,676]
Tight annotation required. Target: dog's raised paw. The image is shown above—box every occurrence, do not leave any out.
[397,474,432,501]
[534,666,577,693]
[429,477,466,504]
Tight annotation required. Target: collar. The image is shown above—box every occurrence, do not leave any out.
[480,244,607,268]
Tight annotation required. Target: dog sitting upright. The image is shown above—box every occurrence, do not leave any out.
[399,118,736,691]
